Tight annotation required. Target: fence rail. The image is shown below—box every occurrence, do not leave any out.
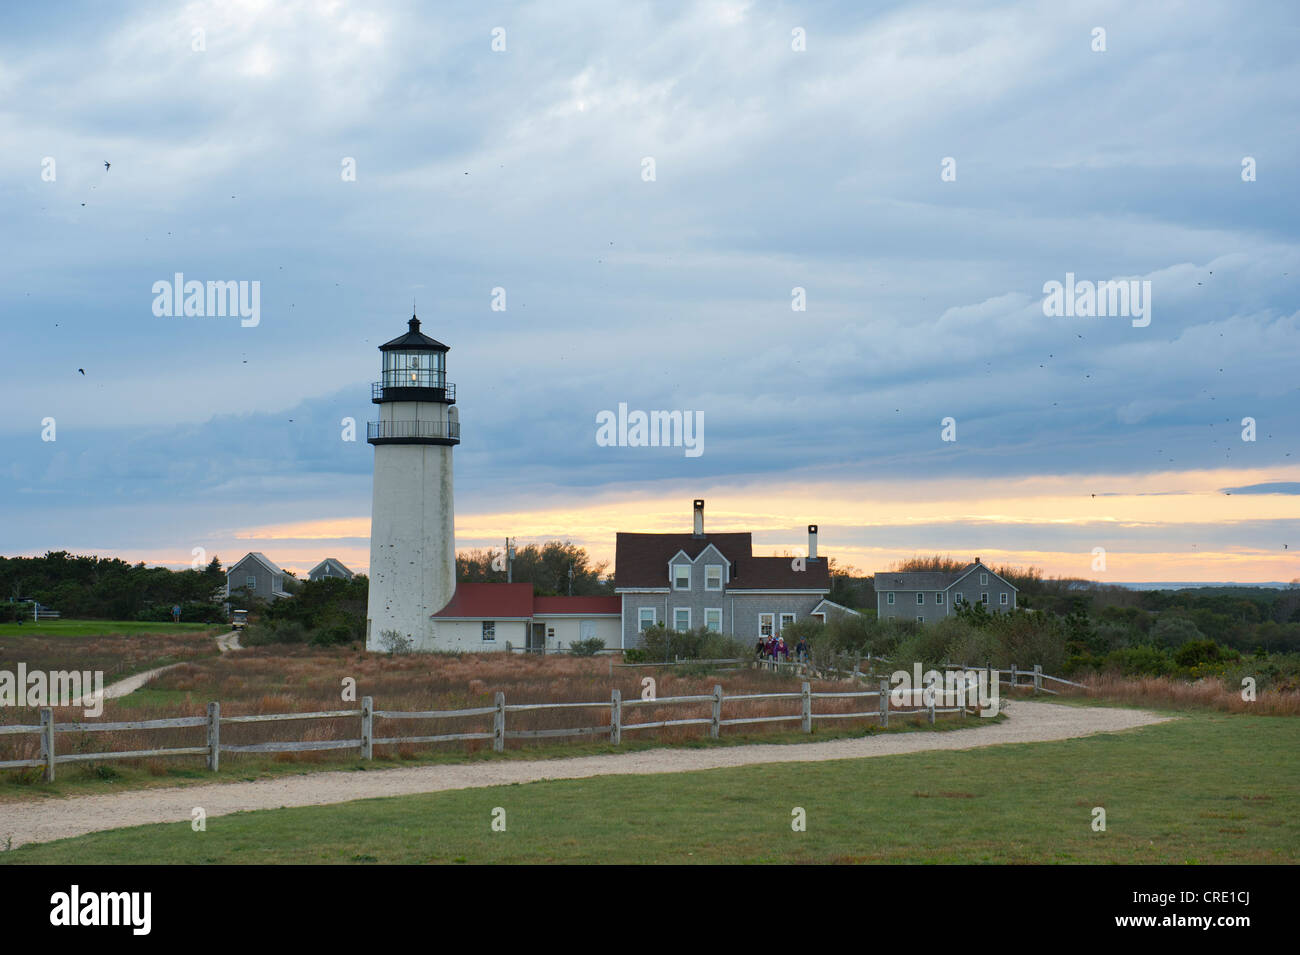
[755,655,1084,693]
[2,676,984,782]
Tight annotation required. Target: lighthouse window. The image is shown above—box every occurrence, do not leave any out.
[481,621,496,641]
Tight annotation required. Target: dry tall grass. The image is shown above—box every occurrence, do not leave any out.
[0,630,216,680]
[1078,673,1300,715]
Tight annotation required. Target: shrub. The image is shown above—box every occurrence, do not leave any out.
[569,637,605,656]
[377,629,413,655]
[242,619,308,646]
[310,624,355,647]
[1103,644,1173,676]
[1173,639,1238,670]
[638,625,746,661]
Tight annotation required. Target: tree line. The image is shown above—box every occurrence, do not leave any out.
[0,551,229,623]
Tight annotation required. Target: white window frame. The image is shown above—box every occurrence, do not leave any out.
[980,593,989,604]
[673,564,691,590]
[1000,592,1009,605]
[482,621,496,641]
[936,592,945,605]
[917,615,924,623]
[245,575,257,590]
[759,613,774,637]
[954,592,963,605]
[811,612,825,624]
[886,592,895,605]
[673,607,691,632]
[980,573,988,585]
[638,607,656,632]
[916,592,925,605]
[779,613,796,632]
[704,564,723,591]
[704,608,722,632]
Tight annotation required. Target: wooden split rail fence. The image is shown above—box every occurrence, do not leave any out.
[0,678,975,783]
[755,656,1086,695]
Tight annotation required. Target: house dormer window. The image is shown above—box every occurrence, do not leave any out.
[705,565,722,591]
[673,564,691,590]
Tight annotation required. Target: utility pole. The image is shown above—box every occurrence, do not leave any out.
[505,537,515,583]
[567,563,574,596]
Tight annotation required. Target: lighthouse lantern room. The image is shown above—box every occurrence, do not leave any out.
[366,313,460,650]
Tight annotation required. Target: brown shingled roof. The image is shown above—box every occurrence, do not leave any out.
[614,532,828,592]
[614,532,751,588]
[731,556,830,590]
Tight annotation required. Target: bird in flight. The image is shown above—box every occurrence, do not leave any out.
[78,368,85,375]
[104,162,110,171]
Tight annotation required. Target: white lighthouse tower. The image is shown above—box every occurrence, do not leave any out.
[365,313,460,651]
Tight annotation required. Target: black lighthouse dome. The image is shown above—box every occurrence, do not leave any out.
[372,313,455,404]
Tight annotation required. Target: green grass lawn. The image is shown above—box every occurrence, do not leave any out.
[0,620,218,638]
[4,711,1295,864]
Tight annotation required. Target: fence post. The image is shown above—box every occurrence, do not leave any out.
[927,693,936,725]
[361,696,373,761]
[801,681,811,734]
[710,685,722,739]
[40,707,55,782]
[610,689,622,745]
[1033,664,1042,693]
[1010,664,1017,692]
[206,701,220,772]
[878,678,889,728]
[493,691,505,753]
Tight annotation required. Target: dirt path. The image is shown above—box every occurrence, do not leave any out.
[69,663,182,710]
[70,630,241,710]
[0,701,1171,848]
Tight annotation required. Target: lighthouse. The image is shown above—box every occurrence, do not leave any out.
[365,313,460,651]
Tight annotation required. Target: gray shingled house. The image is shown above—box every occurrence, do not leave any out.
[225,552,292,603]
[614,500,858,647]
[308,557,354,582]
[874,558,1017,624]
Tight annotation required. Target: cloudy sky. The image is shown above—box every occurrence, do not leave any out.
[2,0,1298,583]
